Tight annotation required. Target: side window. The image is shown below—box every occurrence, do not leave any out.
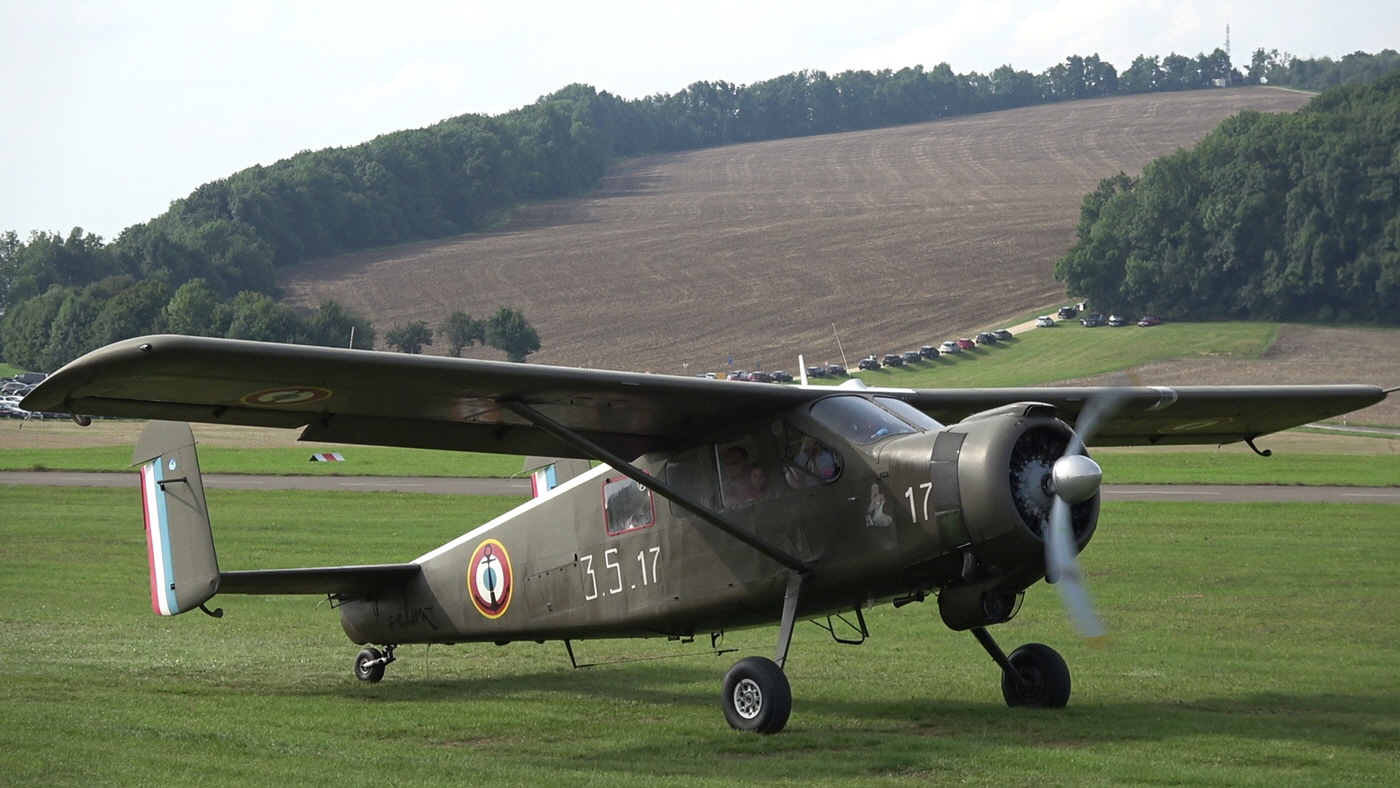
[717,438,767,508]
[776,424,843,488]
[665,446,718,516]
[603,476,654,535]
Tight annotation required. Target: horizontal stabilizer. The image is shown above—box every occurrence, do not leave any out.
[219,564,421,595]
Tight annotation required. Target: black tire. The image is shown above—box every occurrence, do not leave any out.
[1001,643,1071,708]
[721,656,792,734]
[354,647,385,683]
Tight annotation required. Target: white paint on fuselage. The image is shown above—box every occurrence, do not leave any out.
[411,462,613,565]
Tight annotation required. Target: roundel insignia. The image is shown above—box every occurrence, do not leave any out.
[467,539,513,619]
[240,386,333,407]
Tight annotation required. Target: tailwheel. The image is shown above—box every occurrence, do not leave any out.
[721,656,792,734]
[353,645,396,683]
[1000,643,1071,708]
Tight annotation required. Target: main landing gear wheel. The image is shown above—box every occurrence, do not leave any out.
[721,656,792,734]
[1000,643,1071,708]
[353,646,393,683]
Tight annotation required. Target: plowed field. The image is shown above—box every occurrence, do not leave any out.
[281,89,1321,375]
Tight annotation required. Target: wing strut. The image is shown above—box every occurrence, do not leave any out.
[501,401,813,575]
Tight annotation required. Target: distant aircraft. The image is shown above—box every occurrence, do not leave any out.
[22,335,1387,733]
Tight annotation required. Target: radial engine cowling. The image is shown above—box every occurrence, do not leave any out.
[894,402,1100,629]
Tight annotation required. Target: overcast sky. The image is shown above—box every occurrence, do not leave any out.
[3,0,1395,241]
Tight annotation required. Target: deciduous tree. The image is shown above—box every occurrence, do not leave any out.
[385,320,433,354]
[437,310,484,357]
[484,306,540,363]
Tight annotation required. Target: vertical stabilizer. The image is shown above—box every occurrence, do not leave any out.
[133,421,219,615]
[522,456,594,497]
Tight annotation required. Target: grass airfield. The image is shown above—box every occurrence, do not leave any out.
[2,486,1395,785]
[3,318,1396,784]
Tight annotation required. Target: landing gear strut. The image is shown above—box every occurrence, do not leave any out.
[353,644,397,683]
[971,627,1071,708]
[721,574,803,734]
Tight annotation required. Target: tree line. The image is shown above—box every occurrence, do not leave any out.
[3,48,1396,370]
[0,270,540,371]
[1055,69,1400,324]
[385,307,540,363]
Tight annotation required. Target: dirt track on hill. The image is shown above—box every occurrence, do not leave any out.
[280,88,1315,376]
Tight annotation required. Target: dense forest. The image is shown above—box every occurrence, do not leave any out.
[2,48,1397,370]
[1055,69,1400,324]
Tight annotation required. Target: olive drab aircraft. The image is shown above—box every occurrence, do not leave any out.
[22,335,1388,734]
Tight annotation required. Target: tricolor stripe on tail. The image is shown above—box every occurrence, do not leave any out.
[132,421,219,616]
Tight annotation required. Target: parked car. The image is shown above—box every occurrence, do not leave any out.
[858,356,881,371]
[900,350,922,363]
[770,370,793,383]
[826,364,848,377]
[726,370,747,381]
[1138,315,1162,327]
[974,332,996,345]
[1108,314,1128,327]
[919,345,939,359]
[1057,305,1079,319]
[939,340,961,354]
[882,353,904,367]
[992,328,1014,341]
[806,365,827,378]
[1080,313,1106,327]
[956,338,976,350]
[746,371,772,383]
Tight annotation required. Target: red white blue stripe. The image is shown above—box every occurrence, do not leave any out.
[529,464,559,498]
[140,459,178,616]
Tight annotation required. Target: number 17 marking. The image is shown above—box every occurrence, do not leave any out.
[904,482,933,522]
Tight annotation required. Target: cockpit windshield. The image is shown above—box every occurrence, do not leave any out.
[810,396,922,446]
[875,396,944,430]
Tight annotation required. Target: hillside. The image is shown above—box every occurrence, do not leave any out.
[280,89,1313,373]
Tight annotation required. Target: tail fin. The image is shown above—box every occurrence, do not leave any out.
[133,421,218,616]
[522,456,593,497]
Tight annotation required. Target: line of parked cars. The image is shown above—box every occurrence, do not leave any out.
[1,374,54,419]
[1036,307,1163,329]
[854,328,1015,371]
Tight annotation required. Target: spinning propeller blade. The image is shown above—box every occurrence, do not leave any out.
[1044,390,1128,639]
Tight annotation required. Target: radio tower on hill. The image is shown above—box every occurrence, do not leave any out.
[1225,23,1233,85]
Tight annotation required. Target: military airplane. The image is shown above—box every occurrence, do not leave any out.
[21,335,1388,734]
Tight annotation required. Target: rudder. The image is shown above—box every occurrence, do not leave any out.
[134,421,219,615]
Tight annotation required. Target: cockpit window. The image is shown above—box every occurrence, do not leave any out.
[875,396,944,430]
[774,423,843,488]
[603,476,654,534]
[810,396,920,446]
[717,438,767,508]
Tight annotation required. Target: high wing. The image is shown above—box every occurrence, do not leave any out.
[899,385,1387,446]
[23,335,1386,454]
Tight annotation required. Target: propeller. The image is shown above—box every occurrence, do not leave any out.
[1043,389,1130,640]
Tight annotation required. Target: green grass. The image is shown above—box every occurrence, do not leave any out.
[1095,449,1400,486]
[1,488,1395,785]
[0,444,525,477]
[829,320,1278,388]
